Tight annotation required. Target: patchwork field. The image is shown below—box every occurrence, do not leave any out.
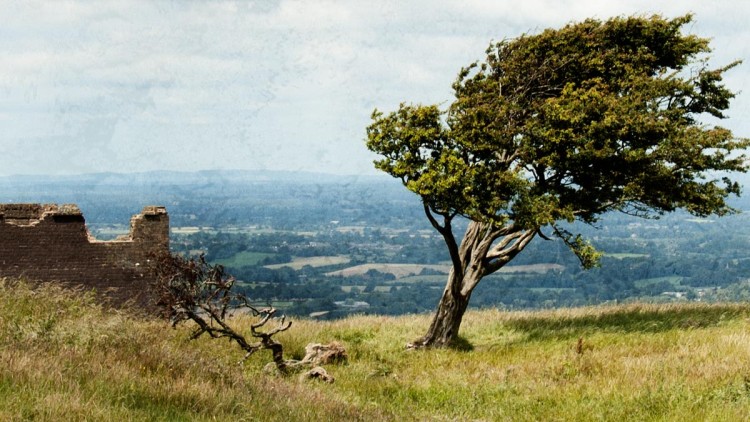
[327,263,564,279]
[214,251,276,267]
[265,255,351,270]
[326,263,451,278]
[634,276,684,289]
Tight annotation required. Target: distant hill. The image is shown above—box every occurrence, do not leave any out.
[0,170,417,226]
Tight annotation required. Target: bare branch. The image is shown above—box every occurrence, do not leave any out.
[485,231,524,260]
[483,230,536,275]
[423,202,446,233]
[536,228,553,241]
[425,202,464,277]
[150,252,295,373]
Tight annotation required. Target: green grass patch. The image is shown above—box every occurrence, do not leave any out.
[266,255,351,270]
[213,251,276,267]
[634,276,683,289]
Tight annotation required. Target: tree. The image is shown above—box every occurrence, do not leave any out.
[365,15,748,348]
[151,253,295,371]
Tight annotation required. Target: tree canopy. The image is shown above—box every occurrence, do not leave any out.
[365,14,748,348]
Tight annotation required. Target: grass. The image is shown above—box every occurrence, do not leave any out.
[634,276,684,289]
[3,278,750,420]
[213,251,276,267]
[265,255,351,270]
[326,263,449,278]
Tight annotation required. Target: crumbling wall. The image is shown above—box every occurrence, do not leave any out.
[0,203,169,307]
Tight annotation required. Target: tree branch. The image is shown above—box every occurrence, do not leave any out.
[483,229,536,275]
[551,225,602,268]
[423,202,446,233]
[424,202,463,277]
[485,231,524,260]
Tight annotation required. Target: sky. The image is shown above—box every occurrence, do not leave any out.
[1,0,749,177]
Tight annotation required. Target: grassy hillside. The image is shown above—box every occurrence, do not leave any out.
[3,278,750,421]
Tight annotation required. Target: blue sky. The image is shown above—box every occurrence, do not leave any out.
[1,0,749,176]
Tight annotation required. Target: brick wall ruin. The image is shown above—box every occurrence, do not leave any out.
[0,203,169,307]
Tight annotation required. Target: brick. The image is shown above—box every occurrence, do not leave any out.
[0,204,169,307]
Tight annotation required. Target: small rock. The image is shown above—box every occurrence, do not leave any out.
[301,341,348,365]
[300,366,335,383]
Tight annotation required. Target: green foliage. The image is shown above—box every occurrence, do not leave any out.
[553,227,603,269]
[367,14,748,265]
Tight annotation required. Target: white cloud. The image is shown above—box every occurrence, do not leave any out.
[0,0,748,176]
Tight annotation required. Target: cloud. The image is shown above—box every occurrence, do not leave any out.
[0,0,748,176]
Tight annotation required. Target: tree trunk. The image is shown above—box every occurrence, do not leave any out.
[409,269,481,349]
[409,215,535,349]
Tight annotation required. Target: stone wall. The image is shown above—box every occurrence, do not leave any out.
[0,203,169,307]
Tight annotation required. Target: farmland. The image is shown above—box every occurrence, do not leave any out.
[326,263,564,279]
[5,170,750,318]
[214,251,276,267]
[326,263,451,278]
[266,255,351,270]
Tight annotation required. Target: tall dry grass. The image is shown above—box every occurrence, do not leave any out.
[2,278,750,420]
[0,278,384,421]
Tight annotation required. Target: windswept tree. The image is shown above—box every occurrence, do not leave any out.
[366,15,748,348]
